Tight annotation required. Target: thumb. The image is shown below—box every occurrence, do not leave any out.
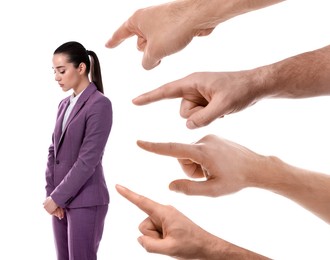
[186,101,223,129]
[142,49,161,70]
[169,179,209,196]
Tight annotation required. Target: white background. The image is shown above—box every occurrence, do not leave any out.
[1,0,330,259]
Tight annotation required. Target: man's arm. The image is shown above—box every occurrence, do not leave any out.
[133,44,330,129]
[136,135,330,224]
[115,184,271,259]
[258,44,330,99]
[255,156,330,224]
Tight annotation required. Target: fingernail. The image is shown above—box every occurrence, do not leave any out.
[115,184,126,191]
[132,96,139,103]
[137,236,143,246]
[186,120,197,129]
[169,184,179,193]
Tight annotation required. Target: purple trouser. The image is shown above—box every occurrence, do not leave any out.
[52,205,108,260]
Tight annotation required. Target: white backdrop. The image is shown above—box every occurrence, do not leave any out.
[1,0,330,259]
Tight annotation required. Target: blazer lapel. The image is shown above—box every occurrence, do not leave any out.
[57,83,97,152]
[54,98,70,155]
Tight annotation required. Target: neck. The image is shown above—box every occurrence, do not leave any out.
[73,79,91,96]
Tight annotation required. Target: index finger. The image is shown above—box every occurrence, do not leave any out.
[105,21,136,48]
[136,140,202,161]
[132,80,184,105]
[115,184,160,216]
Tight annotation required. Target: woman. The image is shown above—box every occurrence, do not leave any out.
[43,41,113,260]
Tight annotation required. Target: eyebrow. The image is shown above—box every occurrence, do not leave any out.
[52,66,66,70]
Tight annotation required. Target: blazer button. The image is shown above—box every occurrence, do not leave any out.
[56,160,60,164]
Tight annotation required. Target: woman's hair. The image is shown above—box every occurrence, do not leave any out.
[54,41,104,93]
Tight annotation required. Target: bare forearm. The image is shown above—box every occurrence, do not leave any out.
[189,0,285,26]
[254,156,330,224]
[256,45,330,99]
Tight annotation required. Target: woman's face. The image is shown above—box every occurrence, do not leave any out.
[52,53,84,92]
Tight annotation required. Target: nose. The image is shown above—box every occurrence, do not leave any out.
[54,72,61,82]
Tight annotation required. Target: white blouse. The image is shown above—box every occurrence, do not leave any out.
[62,89,85,131]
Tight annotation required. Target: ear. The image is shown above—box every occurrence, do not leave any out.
[78,62,87,75]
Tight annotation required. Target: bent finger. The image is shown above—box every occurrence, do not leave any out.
[186,100,224,129]
[180,99,205,119]
[139,217,162,238]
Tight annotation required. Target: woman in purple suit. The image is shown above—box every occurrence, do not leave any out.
[43,41,113,260]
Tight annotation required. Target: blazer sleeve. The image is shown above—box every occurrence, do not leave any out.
[45,100,64,197]
[51,96,113,208]
[45,137,55,197]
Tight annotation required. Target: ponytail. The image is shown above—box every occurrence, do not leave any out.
[87,50,104,94]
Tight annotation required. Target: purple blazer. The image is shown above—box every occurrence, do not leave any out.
[45,82,113,208]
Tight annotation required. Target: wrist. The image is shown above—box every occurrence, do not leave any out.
[246,61,283,102]
[184,0,241,28]
[250,154,288,192]
[176,0,236,30]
